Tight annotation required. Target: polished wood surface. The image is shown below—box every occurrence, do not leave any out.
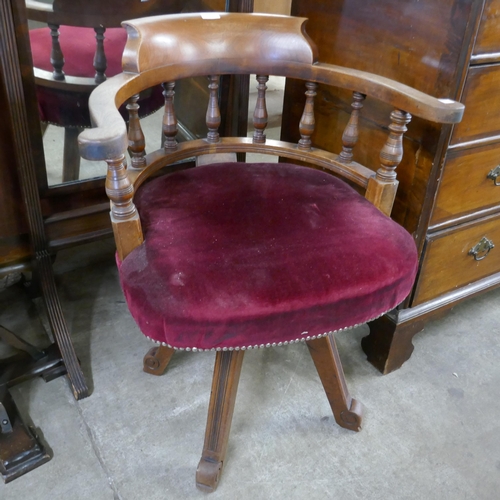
[291,0,477,97]
[431,142,500,227]
[472,0,500,59]
[414,213,500,305]
[450,64,500,145]
[284,0,479,234]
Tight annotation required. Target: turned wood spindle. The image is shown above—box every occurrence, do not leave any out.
[206,75,221,144]
[339,92,366,163]
[105,155,137,221]
[162,82,178,150]
[252,75,269,144]
[298,81,318,151]
[127,94,146,168]
[93,26,107,84]
[377,109,412,182]
[48,23,64,81]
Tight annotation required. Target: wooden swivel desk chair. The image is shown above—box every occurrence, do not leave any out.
[25,0,181,182]
[79,13,464,492]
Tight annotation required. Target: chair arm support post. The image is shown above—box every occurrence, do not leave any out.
[365,109,411,216]
[48,23,64,81]
[206,75,221,144]
[298,81,318,151]
[105,155,144,260]
[162,81,178,150]
[127,94,146,168]
[93,26,107,84]
[339,91,365,163]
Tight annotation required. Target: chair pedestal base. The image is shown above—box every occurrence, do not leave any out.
[0,332,66,483]
[0,391,51,483]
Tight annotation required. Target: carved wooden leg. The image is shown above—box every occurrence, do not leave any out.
[35,253,89,400]
[62,127,83,182]
[363,314,426,374]
[143,345,175,376]
[306,334,363,432]
[196,350,245,492]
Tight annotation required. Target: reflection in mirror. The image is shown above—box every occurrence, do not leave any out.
[26,0,228,187]
[42,109,165,186]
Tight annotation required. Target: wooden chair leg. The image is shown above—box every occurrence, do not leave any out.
[306,334,363,432]
[143,345,175,376]
[196,350,245,493]
[62,127,83,182]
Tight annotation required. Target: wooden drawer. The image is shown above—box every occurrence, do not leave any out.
[431,142,500,225]
[413,213,500,305]
[451,63,500,145]
[473,0,500,58]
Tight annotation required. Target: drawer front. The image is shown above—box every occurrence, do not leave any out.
[451,64,500,145]
[473,0,500,57]
[431,142,500,225]
[413,214,500,305]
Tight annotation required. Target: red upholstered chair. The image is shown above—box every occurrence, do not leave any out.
[25,0,181,182]
[79,13,464,492]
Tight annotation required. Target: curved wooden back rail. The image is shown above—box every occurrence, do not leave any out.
[78,12,464,261]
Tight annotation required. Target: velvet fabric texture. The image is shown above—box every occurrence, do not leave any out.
[119,163,418,350]
[29,26,163,127]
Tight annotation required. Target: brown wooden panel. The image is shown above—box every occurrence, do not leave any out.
[431,142,500,225]
[291,0,477,98]
[413,213,500,304]
[451,64,500,145]
[473,0,500,57]
[284,0,478,237]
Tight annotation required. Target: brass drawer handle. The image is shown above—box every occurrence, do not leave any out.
[468,236,495,261]
[487,165,500,186]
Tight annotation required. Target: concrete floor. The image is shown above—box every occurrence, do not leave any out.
[2,77,500,498]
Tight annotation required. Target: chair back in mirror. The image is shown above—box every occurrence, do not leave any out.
[79,13,464,492]
[26,0,182,182]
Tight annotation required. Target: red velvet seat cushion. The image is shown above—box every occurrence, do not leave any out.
[118,163,418,351]
[29,26,163,127]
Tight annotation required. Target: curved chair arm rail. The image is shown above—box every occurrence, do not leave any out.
[120,13,463,122]
[79,64,464,163]
[78,12,464,164]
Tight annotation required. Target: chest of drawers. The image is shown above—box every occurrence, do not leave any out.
[286,0,499,373]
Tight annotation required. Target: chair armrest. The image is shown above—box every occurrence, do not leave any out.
[312,63,464,124]
[78,73,130,161]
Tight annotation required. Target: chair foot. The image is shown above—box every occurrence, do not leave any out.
[196,350,245,492]
[339,398,363,432]
[196,457,222,492]
[307,334,363,432]
[143,345,174,376]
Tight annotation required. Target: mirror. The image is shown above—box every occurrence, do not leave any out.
[26,0,227,188]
